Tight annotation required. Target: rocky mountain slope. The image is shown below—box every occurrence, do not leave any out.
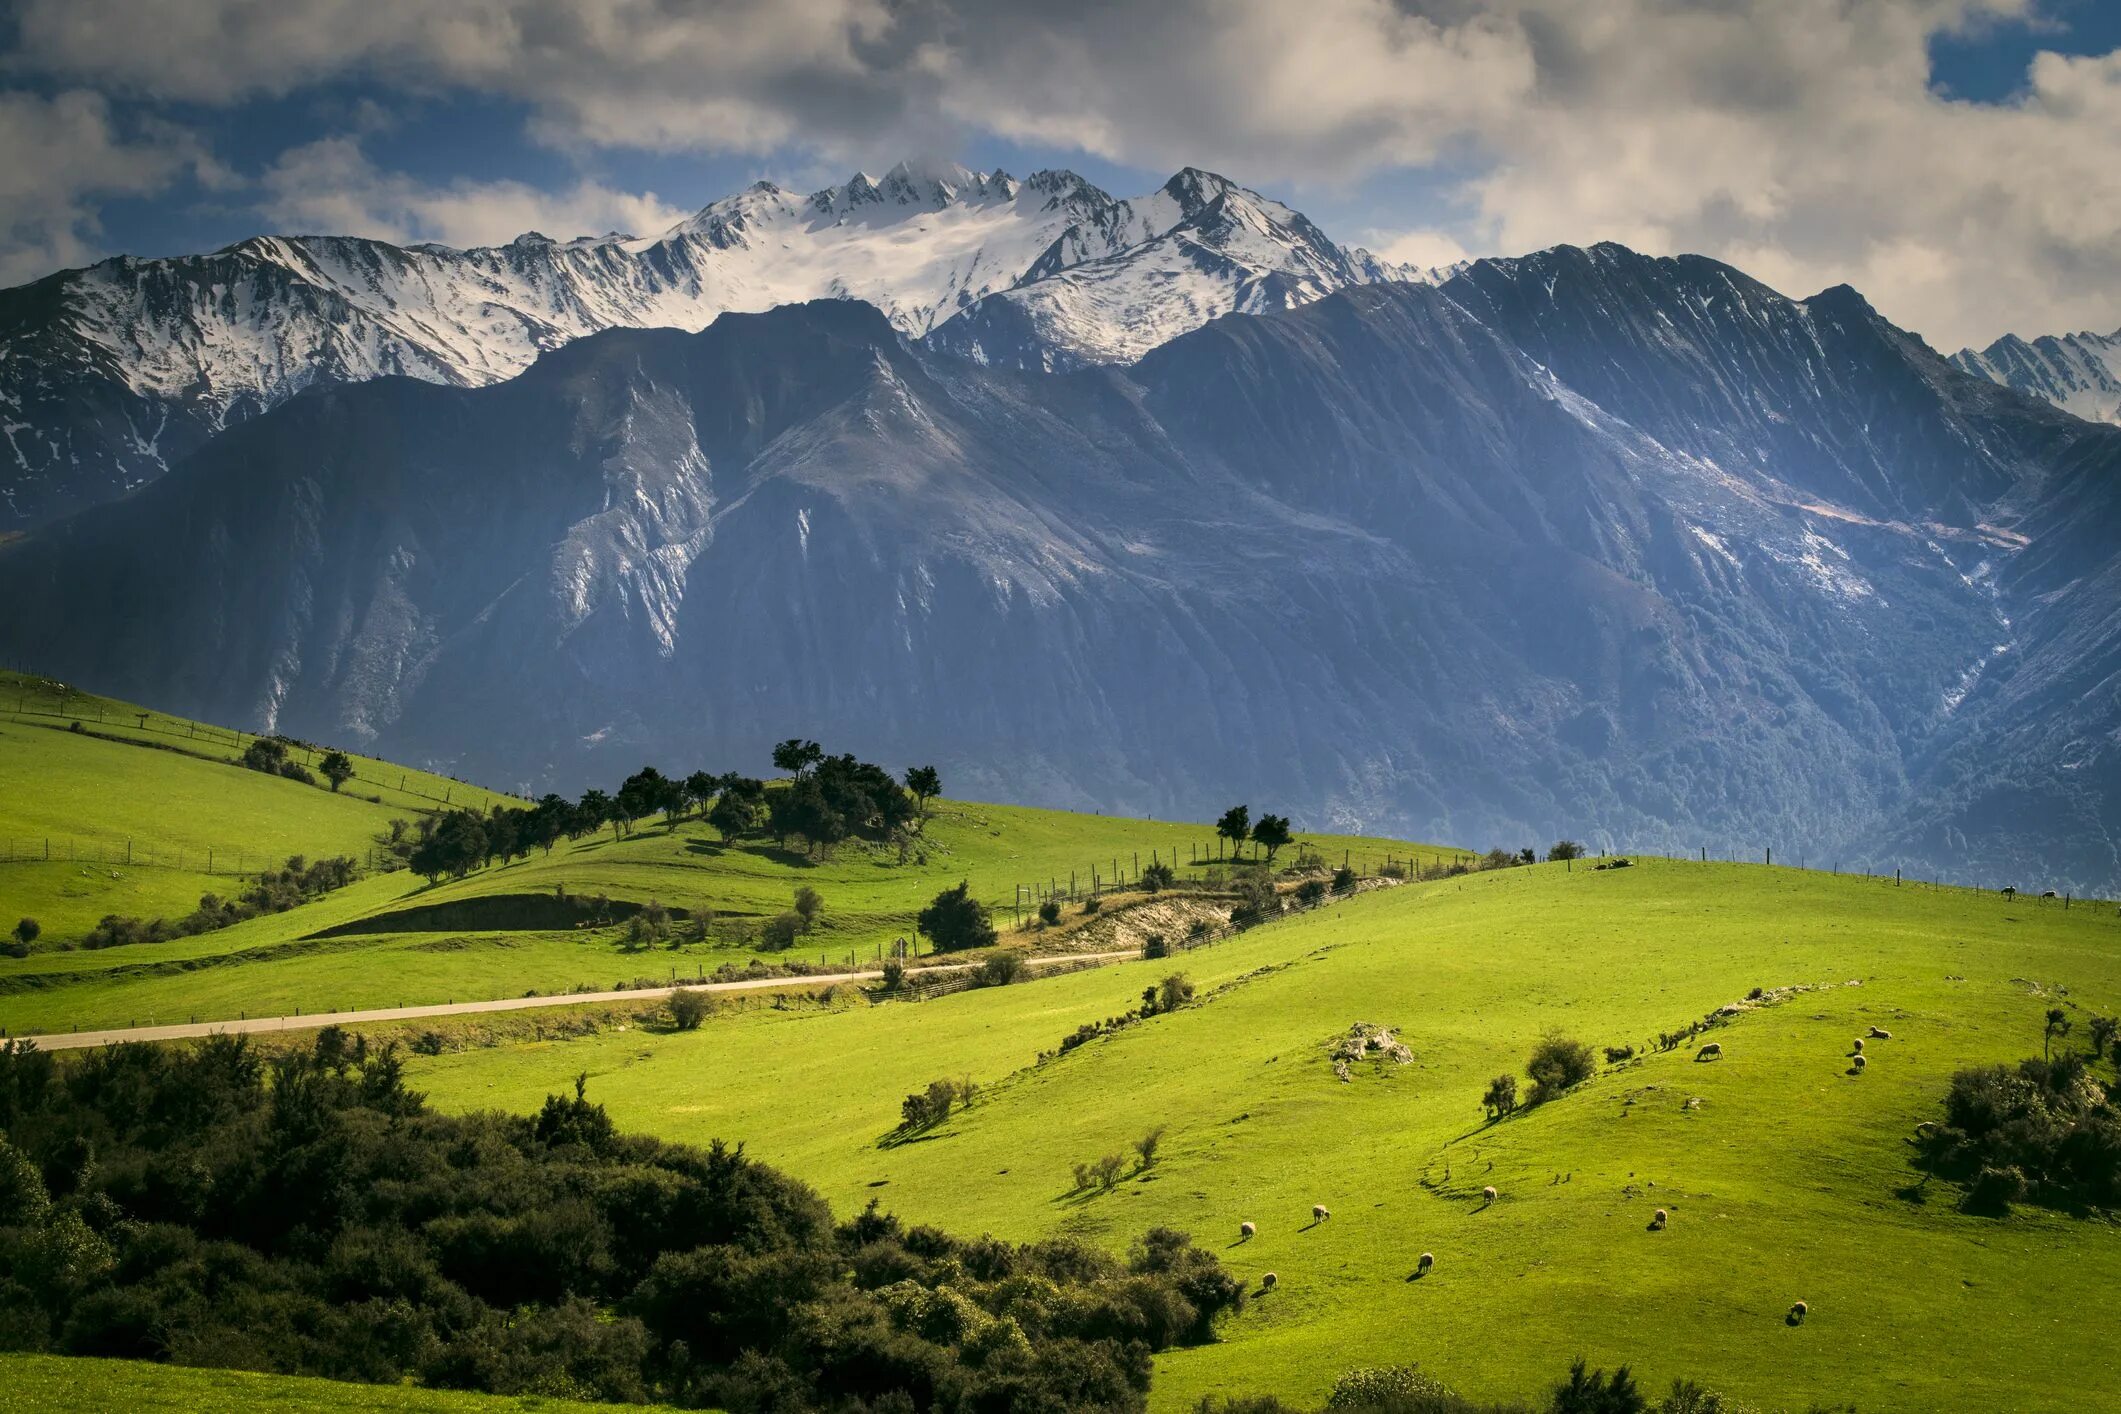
[0,160,1416,528]
[1952,326,2121,426]
[2,247,2113,891]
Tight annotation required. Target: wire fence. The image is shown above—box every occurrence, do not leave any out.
[1,835,401,877]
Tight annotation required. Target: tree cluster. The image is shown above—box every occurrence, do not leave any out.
[76,855,359,950]
[1213,806,1292,863]
[1919,1049,2121,1213]
[0,1034,1241,1412]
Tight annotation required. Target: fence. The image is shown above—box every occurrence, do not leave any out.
[1001,840,1448,930]
[0,835,401,877]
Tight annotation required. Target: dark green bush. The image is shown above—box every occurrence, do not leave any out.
[1526,1034,1597,1105]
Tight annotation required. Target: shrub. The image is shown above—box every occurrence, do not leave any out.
[1547,840,1586,862]
[1327,1364,1462,1409]
[1081,895,1102,915]
[1092,1153,1127,1190]
[880,959,906,992]
[977,951,1026,987]
[669,989,709,1031]
[1187,918,1212,942]
[1142,933,1170,960]
[1142,973,1194,1016]
[792,885,824,932]
[1478,847,1518,871]
[1141,860,1176,892]
[1919,1054,2121,1212]
[1,942,24,960]
[1378,861,1408,880]
[12,918,39,947]
[898,1077,973,1131]
[759,912,805,950]
[1526,1033,1597,1105]
[918,881,997,953]
[1134,1126,1166,1169]
[1038,899,1062,926]
[1603,1045,1636,1064]
[1331,866,1357,894]
[1230,869,1277,925]
[1482,1073,1518,1120]
[2090,1015,2118,1058]
[1552,1359,1646,1414]
[1295,879,1327,907]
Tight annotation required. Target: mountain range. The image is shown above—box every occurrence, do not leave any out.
[0,160,1419,529]
[1951,326,2121,427]
[1,227,2115,891]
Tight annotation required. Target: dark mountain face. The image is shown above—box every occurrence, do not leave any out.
[1,250,2116,891]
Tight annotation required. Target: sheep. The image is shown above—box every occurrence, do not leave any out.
[1852,1037,1865,1054]
[1416,1251,1434,1276]
[1649,1207,1668,1231]
[1695,1041,1723,1061]
[1787,1300,1808,1325]
[1868,1026,1892,1039]
[1312,1204,1330,1221]
[1240,1221,1256,1240]
[1481,1185,1497,1206]
[1261,1272,1277,1290]
[1852,1054,1867,1071]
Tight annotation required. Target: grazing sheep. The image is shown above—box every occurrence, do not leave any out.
[1852,1037,1865,1054]
[1312,1204,1330,1221]
[1416,1252,1435,1275]
[1261,1272,1277,1289]
[1868,1026,1892,1039]
[1788,1300,1808,1325]
[1695,1041,1723,1061]
[1852,1055,1867,1071]
[1481,1185,1497,1206]
[1240,1221,1256,1239]
[1650,1207,1668,1230]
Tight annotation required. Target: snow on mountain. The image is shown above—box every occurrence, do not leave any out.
[0,160,1421,527]
[1951,326,2121,425]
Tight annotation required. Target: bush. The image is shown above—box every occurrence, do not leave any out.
[1229,869,1278,925]
[1141,860,1176,892]
[1134,1126,1166,1169]
[1081,895,1102,915]
[668,989,709,1031]
[1526,1033,1597,1105]
[1142,933,1170,960]
[11,919,38,947]
[1142,973,1194,1016]
[1092,1153,1127,1190]
[1295,879,1327,907]
[1331,865,1357,894]
[1187,919,1213,943]
[792,885,824,931]
[1038,899,1062,926]
[1919,1054,2121,1212]
[918,881,997,953]
[898,1077,973,1131]
[977,951,1027,987]
[759,912,805,951]
[880,959,906,992]
[1603,1045,1636,1064]
[1327,1365,1463,1409]
[1481,1073,1518,1120]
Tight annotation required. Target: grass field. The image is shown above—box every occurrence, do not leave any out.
[407,859,2121,1413]
[0,1353,680,1413]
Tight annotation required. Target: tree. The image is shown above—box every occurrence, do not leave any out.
[319,750,355,793]
[576,788,617,842]
[1526,1033,1597,1104]
[977,951,1025,986]
[409,811,489,882]
[682,770,719,819]
[772,738,823,780]
[11,918,38,947]
[769,777,846,855]
[617,767,675,837]
[917,881,996,953]
[1250,814,1292,863]
[1134,1126,1166,1170]
[1548,840,1586,862]
[1482,1073,1518,1120]
[760,912,805,950]
[792,885,824,932]
[2090,1015,2119,1059]
[905,765,941,815]
[669,989,709,1031]
[1215,805,1251,860]
[2045,1006,2072,1059]
[708,777,766,840]
[1551,1359,1646,1414]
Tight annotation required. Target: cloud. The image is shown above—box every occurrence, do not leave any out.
[9,0,2121,345]
[0,90,217,284]
[259,136,690,246]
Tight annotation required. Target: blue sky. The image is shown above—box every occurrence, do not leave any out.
[4,1,2119,349]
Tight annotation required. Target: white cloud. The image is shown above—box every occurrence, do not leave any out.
[0,90,214,284]
[1362,227,1474,273]
[9,0,2121,346]
[260,137,689,247]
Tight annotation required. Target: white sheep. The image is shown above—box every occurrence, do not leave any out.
[1481,1185,1496,1206]
[1312,1204,1330,1221]
[1852,1037,1865,1054]
[1788,1300,1808,1323]
[1868,1026,1892,1039]
[1650,1207,1668,1230]
[1852,1055,1867,1071]
[1416,1251,1434,1275]
[1240,1221,1256,1239]
[1261,1271,1277,1289]
[1696,1041,1723,1061]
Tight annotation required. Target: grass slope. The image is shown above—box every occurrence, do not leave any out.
[409,859,2121,1413]
[0,1353,678,1413]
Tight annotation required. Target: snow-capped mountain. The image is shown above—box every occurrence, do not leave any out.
[1951,326,2121,425]
[0,159,1418,528]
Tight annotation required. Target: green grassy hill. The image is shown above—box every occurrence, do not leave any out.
[0,1353,681,1413]
[404,859,2121,1413]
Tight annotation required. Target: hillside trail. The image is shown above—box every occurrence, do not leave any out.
[14,949,1146,1052]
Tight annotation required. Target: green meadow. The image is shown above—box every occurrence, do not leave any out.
[0,1353,681,1413]
[5,675,2120,1411]
[409,860,2121,1413]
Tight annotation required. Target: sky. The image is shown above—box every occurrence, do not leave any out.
[3,0,2119,353]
